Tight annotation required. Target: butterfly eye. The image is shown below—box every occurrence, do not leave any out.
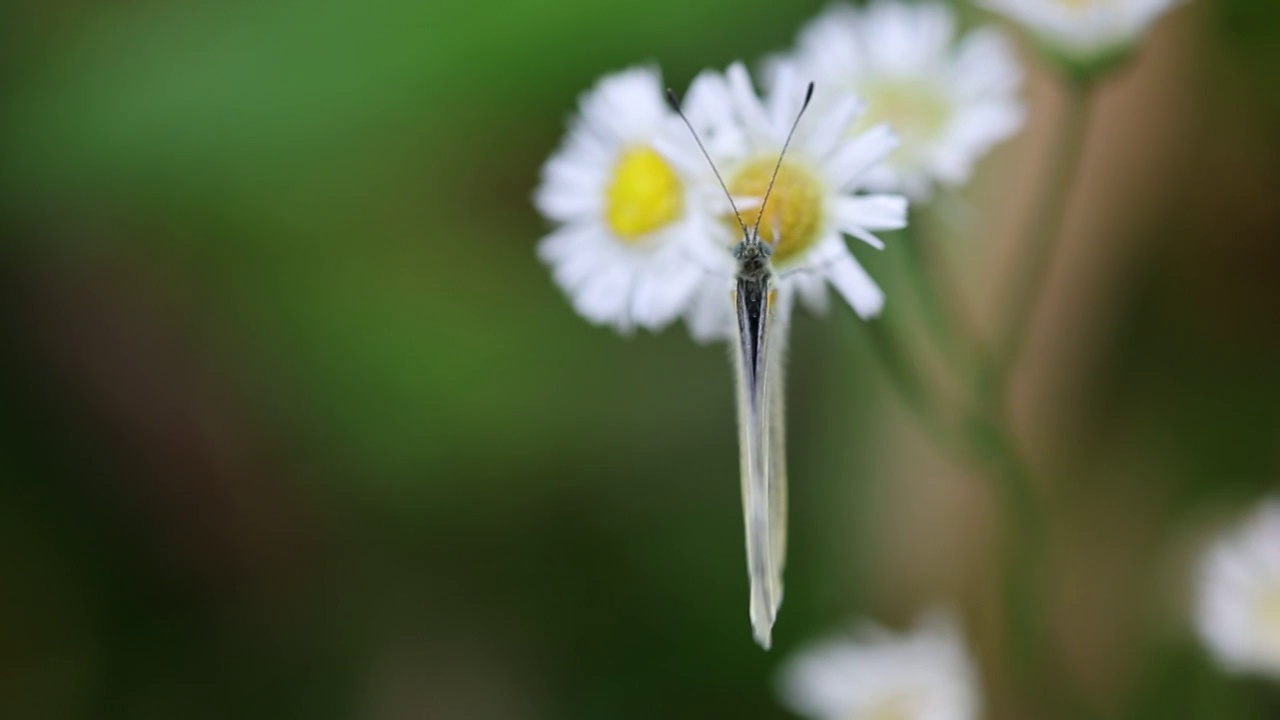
[761,243,774,258]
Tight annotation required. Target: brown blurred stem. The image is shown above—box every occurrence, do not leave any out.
[895,199,1054,708]
[977,79,1098,720]
[989,81,1095,404]
[868,83,1101,714]
[859,314,1081,718]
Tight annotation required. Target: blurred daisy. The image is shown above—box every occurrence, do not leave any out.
[668,62,908,342]
[789,1,1025,200]
[980,0,1182,68]
[535,66,711,333]
[1196,498,1280,678]
[777,609,981,720]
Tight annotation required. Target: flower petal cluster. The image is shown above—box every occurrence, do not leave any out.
[777,609,982,720]
[789,1,1025,199]
[536,59,908,339]
[534,2,1037,336]
[980,0,1182,69]
[1196,498,1280,679]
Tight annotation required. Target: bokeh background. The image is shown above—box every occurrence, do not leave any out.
[2,0,1279,718]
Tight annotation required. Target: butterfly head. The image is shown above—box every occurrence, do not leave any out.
[733,232,773,279]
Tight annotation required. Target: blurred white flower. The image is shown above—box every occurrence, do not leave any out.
[777,609,981,720]
[980,0,1182,67]
[534,66,713,333]
[1196,498,1280,679]
[790,1,1025,200]
[666,62,908,342]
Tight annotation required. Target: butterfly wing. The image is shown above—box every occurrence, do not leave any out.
[733,275,788,649]
[767,306,789,602]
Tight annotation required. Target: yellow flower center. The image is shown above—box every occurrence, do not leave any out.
[606,146,684,241]
[1058,0,1106,8]
[725,158,824,265]
[854,81,951,160]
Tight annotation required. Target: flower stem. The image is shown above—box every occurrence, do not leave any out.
[860,313,1101,719]
[897,203,1054,700]
[859,79,1100,720]
[898,218,977,369]
[855,317,952,445]
[964,410,1051,697]
[991,81,1094,398]
[971,78,1100,720]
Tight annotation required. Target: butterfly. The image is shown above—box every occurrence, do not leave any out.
[667,81,815,649]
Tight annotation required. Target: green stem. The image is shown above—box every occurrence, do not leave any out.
[972,79,1101,720]
[861,313,1094,717]
[965,411,1053,706]
[855,317,956,453]
[860,315,1056,699]
[896,198,1054,708]
[898,217,976,370]
[991,82,1095,398]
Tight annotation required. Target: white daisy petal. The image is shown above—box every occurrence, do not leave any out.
[539,224,609,291]
[951,29,1023,98]
[726,62,779,144]
[824,246,885,318]
[778,608,982,720]
[684,277,736,343]
[834,194,909,233]
[827,123,901,191]
[794,269,831,315]
[803,92,865,161]
[581,66,667,142]
[577,261,636,331]
[685,70,748,159]
[1196,498,1280,679]
[534,166,603,221]
[631,248,704,331]
[768,61,802,135]
[849,227,887,250]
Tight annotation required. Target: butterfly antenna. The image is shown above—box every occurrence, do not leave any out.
[665,87,750,239]
[752,81,815,243]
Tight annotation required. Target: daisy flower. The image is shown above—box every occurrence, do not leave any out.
[534,66,712,333]
[1196,498,1280,679]
[667,62,908,342]
[980,0,1183,69]
[777,609,982,720]
[789,1,1025,200]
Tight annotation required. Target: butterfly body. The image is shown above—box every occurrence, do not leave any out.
[666,81,813,650]
[730,233,790,649]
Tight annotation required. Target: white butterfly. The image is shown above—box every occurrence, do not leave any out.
[668,82,815,649]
